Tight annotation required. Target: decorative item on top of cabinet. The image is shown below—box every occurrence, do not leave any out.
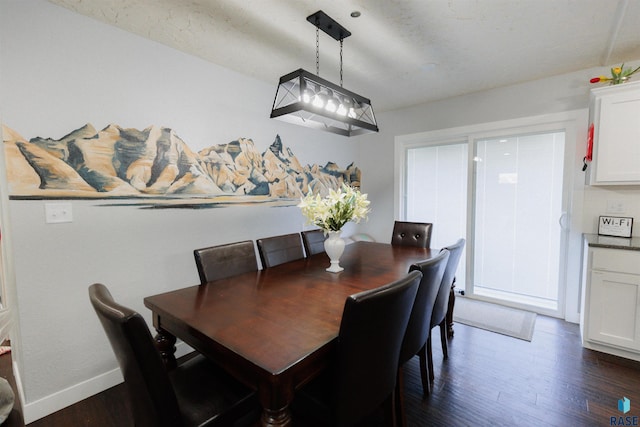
[589,63,640,86]
[587,80,640,185]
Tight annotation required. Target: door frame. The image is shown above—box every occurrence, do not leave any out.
[395,110,588,321]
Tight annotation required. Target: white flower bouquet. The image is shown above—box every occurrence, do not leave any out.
[298,184,371,232]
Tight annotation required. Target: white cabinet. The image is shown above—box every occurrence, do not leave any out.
[588,81,640,185]
[582,247,640,360]
[587,270,640,349]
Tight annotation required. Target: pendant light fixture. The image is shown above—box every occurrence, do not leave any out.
[270,10,378,137]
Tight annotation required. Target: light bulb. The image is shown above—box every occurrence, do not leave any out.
[302,88,312,103]
[325,90,339,112]
[313,92,327,108]
[348,99,359,118]
[338,97,351,116]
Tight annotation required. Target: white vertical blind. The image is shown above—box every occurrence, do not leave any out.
[473,132,565,304]
[406,143,468,287]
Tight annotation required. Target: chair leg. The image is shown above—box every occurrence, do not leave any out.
[427,331,435,383]
[439,320,448,359]
[383,392,396,427]
[395,366,407,427]
[418,344,430,396]
[446,277,457,338]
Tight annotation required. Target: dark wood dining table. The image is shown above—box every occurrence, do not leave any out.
[144,241,436,427]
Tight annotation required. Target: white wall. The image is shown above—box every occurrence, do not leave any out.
[0,0,360,422]
[582,185,640,233]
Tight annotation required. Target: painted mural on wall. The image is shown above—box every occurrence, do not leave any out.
[2,124,361,208]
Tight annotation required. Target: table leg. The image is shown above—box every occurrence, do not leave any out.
[446,278,456,338]
[261,406,291,427]
[258,381,293,427]
[153,329,177,370]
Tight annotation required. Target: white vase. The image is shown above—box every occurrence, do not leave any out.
[324,230,345,273]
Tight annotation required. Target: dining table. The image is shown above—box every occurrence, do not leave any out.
[144,241,436,427]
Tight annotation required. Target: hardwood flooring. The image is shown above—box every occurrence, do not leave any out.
[403,316,640,426]
[2,315,640,426]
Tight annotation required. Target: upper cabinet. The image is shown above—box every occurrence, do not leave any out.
[588,81,640,185]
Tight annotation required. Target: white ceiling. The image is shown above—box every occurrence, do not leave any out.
[47,0,640,113]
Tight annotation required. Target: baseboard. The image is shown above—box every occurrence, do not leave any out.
[12,360,25,421]
[23,366,122,424]
[564,310,580,324]
[22,341,191,424]
[582,340,640,363]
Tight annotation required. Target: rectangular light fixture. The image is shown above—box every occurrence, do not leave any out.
[270,11,379,137]
[271,68,378,137]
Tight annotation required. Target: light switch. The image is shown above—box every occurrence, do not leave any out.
[45,203,73,224]
[606,200,625,214]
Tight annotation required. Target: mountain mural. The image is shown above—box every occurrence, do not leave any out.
[2,124,361,206]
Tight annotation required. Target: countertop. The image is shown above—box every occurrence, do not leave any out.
[584,234,640,251]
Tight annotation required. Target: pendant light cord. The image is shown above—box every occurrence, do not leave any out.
[316,24,320,76]
[315,17,344,87]
[340,39,343,87]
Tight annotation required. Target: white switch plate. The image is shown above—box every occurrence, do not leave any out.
[45,202,73,223]
[606,199,625,214]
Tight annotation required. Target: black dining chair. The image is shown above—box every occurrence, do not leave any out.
[301,229,326,256]
[293,270,422,427]
[395,250,449,426]
[88,283,259,427]
[256,233,305,268]
[427,238,466,383]
[391,221,433,248]
[193,240,258,284]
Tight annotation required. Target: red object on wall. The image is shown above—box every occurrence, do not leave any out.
[583,123,594,171]
[586,123,594,161]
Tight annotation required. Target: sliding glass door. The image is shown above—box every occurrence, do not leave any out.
[400,122,572,317]
[473,132,565,311]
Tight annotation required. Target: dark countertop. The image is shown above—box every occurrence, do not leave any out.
[584,234,640,251]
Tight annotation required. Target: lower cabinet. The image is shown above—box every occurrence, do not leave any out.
[582,247,640,360]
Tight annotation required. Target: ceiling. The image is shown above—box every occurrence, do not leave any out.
[47,0,640,113]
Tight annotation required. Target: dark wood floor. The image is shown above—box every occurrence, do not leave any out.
[2,315,640,426]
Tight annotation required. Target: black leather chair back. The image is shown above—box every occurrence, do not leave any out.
[391,221,433,248]
[301,229,326,256]
[399,250,450,365]
[89,283,182,427]
[333,270,421,426]
[256,233,305,268]
[194,240,257,284]
[432,238,466,328]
